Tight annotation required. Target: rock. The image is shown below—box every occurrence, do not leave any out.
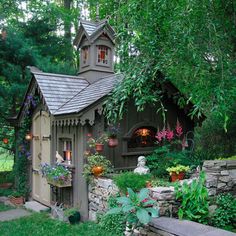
[219,176,231,183]
[205,178,217,188]
[217,183,226,189]
[151,187,174,194]
[221,170,229,176]
[208,188,217,196]
[97,178,113,189]
[209,205,217,216]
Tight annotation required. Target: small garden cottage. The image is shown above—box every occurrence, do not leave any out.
[16,19,203,220]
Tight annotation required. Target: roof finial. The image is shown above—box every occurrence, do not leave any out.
[96,3,99,22]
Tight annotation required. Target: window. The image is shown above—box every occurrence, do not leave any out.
[59,139,72,164]
[128,126,157,148]
[97,45,109,65]
[82,46,89,65]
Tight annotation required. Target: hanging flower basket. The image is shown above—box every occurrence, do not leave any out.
[108,137,118,148]
[95,143,104,152]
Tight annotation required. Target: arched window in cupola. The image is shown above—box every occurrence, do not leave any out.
[97,45,110,65]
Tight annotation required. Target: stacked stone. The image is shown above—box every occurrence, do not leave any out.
[88,177,119,221]
[88,178,180,220]
[150,187,179,217]
[203,160,236,196]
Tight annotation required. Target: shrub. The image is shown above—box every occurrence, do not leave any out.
[211,193,236,230]
[175,172,209,224]
[113,172,151,194]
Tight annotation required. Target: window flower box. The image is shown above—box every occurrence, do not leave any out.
[41,163,72,188]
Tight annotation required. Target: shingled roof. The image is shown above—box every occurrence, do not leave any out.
[31,72,122,116]
[54,74,123,115]
[73,19,115,47]
[33,72,89,114]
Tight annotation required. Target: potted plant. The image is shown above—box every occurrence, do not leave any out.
[9,191,25,205]
[64,208,81,224]
[83,154,113,181]
[87,133,108,152]
[107,188,159,235]
[166,164,190,182]
[107,124,120,148]
[41,163,72,187]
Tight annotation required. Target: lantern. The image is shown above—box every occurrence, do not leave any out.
[25,133,33,141]
[3,138,8,144]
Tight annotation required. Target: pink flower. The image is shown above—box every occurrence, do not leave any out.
[166,130,174,141]
[175,121,183,137]
[155,129,167,142]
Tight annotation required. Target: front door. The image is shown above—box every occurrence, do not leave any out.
[32,111,51,206]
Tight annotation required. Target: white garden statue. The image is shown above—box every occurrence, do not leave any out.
[134,156,150,175]
[56,151,64,164]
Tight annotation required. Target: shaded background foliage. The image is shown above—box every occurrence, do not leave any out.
[0,0,235,158]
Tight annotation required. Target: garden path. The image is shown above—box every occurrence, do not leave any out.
[0,209,31,222]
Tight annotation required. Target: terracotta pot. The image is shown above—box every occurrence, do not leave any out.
[108,138,118,148]
[170,172,185,182]
[0,182,13,189]
[95,143,104,152]
[92,166,104,177]
[9,196,25,205]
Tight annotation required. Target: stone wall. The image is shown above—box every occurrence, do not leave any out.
[88,177,180,221]
[203,160,236,196]
[88,160,236,220]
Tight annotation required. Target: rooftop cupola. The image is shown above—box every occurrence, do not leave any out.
[73,19,115,84]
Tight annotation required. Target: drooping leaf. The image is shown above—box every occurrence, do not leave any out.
[136,208,151,224]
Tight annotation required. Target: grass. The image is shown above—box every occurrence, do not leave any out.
[0,149,14,172]
[0,213,116,236]
[0,203,14,212]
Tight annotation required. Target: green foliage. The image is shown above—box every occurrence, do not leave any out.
[0,188,13,197]
[113,172,151,194]
[0,171,14,184]
[107,188,158,226]
[175,172,209,224]
[9,191,23,198]
[0,212,114,236]
[83,154,113,182]
[99,213,126,236]
[210,193,236,230]
[217,155,236,160]
[166,165,190,175]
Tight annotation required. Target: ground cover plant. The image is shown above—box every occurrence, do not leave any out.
[210,193,236,231]
[0,213,115,236]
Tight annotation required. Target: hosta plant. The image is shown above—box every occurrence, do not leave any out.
[107,188,159,229]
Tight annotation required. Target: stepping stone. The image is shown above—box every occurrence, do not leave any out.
[24,201,50,213]
[0,209,31,222]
